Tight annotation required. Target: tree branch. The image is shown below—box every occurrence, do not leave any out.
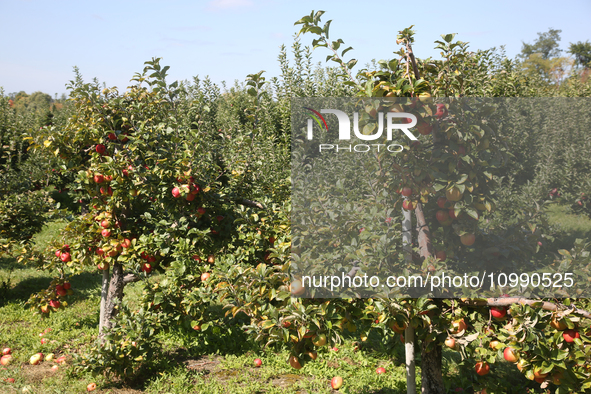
[460,297,591,319]
[123,273,141,285]
[237,198,265,209]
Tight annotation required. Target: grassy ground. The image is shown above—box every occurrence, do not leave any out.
[544,204,591,250]
[2,205,584,393]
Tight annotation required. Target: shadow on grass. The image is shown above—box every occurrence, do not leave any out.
[0,258,103,307]
[443,349,546,394]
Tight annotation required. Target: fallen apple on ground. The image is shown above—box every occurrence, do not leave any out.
[29,353,43,365]
[0,354,12,366]
[331,376,343,390]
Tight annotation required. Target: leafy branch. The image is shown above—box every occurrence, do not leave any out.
[294,10,361,91]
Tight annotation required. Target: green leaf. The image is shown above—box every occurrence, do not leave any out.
[261,320,275,330]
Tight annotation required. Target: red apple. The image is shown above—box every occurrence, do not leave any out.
[87,383,97,392]
[436,210,449,222]
[491,306,507,319]
[475,361,489,376]
[186,193,195,201]
[253,358,262,367]
[96,248,105,256]
[95,144,106,155]
[5,377,15,383]
[201,272,210,282]
[101,229,111,237]
[172,187,181,198]
[41,338,47,345]
[2,348,11,356]
[289,356,302,370]
[29,353,43,365]
[100,219,110,228]
[376,367,386,374]
[389,320,407,334]
[534,368,548,379]
[489,340,500,349]
[331,376,343,390]
[108,133,117,140]
[446,186,463,202]
[402,200,415,211]
[401,187,412,197]
[417,122,433,135]
[141,263,153,274]
[435,104,447,119]
[451,318,467,334]
[0,354,12,366]
[49,300,60,309]
[444,337,456,349]
[60,252,71,262]
[121,239,132,248]
[503,347,519,363]
[55,250,62,258]
[51,365,59,372]
[197,207,206,216]
[63,282,71,290]
[437,196,448,208]
[563,329,580,343]
[460,233,475,246]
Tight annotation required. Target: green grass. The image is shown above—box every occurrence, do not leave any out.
[544,203,591,250]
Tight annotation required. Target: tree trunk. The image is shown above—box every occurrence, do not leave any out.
[405,326,417,394]
[414,203,435,259]
[402,202,417,394]
[420,340,445,394]
[101,262,125,337]
[99,266,110,337]
[414,203,444,393]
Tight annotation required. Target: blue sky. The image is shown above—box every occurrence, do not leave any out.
[1,0,590,97]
